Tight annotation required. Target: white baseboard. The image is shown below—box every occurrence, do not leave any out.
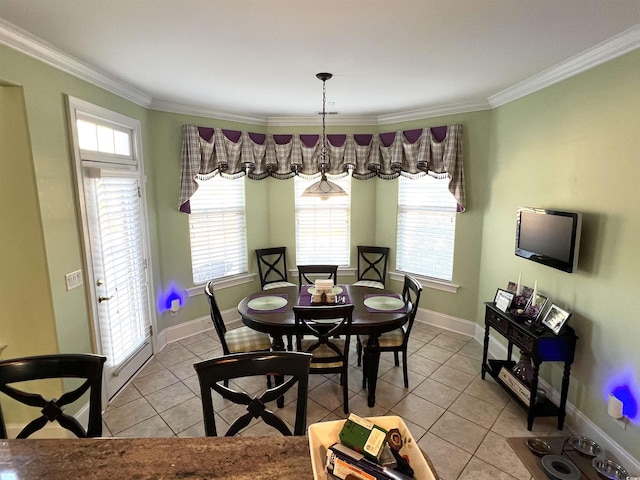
[416,307,476,337]
[473,324,640,473]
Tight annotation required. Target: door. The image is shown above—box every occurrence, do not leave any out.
[68,96,154,399]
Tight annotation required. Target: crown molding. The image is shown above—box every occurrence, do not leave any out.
[376,100,491,125]
[149,99,268,126]
[266,114,379,127]
[489,24,640,108]
[0,18,152,107]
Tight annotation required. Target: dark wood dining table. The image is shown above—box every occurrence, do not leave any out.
[238,284,410,407]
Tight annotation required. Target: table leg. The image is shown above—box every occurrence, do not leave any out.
[481,324,490,379]
[363,334,381,407]
[558,361,572,430]
[528,361,541,431]
[271,334,286,408]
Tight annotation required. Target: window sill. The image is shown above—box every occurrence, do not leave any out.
[389,271,460,293]
[187,273,257,297]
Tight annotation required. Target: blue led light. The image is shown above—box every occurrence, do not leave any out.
[157,284,186,314]
[611,385,638,419]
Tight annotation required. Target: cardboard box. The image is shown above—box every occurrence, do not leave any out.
[339,414,388,463]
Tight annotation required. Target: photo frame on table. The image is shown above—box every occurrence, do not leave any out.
[494,289,515,313]
[507,281,533,309]
[524,293,549,322]
[542,304,571,334]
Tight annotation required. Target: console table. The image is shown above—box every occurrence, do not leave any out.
[481,302,578,430]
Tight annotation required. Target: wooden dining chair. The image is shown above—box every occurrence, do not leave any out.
[297,264,338,290]
[0,353,106,439]
[255,247,296,290]
[356,274,422,388]
[194,351,312,436]
[205,281,272,356]
[293,304,354,414]
[353,246,390,289]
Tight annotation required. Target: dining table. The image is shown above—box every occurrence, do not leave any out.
[238,284,410,407]
[0,436,313,479]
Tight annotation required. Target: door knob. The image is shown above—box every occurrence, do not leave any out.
[98,295,113,303]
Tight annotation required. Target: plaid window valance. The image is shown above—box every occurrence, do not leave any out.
[179,124,465,213]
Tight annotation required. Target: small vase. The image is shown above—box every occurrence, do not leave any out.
[512,351,533,386]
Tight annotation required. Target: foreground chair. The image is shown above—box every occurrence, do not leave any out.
[255,247,296,290]
[194,351,312,436]
[294,304,354,414]
[0,353,106,438]
[357,274,422,388]
[297,264,338,289]
[353,246,390,289]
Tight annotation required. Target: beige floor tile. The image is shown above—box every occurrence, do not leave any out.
[430,411,488,454]
[185,336,222,357]
[360,378,409,410]
[430,365,475,391]
[413,377,462,409]
[414,343,455,363]
[391,393,445,431]
[448,392,503,429]
[132,367,180,395]
[178,421,206,438]
[441,331,473,343]
[115,415,175,438]
[182,373,202,396]
[458,341,484,360]
[418,432,471,480]
[135,358,167,379]
[145,381,196,413]
[465,375,511,408]
[490,408,552,438]
[406,354,441,378]
[164,357,200,380]
[379,363,426,390]
[178,332,213,346]
[444,353,482,376]
[430,334,468,353]
[475,431,532,480]
[154,344,198,367]
[103,397,157,434]
[159,396,204,434]
[108,384,142,409]
[347,393,390,418]
[458,456,519,480]
[308,377,351,413]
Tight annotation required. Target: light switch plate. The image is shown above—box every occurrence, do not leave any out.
[65,270,83,290]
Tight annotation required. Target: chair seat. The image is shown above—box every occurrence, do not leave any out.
[300,339,346,369]
[352,280,385,289]
[226,327,272,353]
[359,328,405,348]
[263,281,296,290]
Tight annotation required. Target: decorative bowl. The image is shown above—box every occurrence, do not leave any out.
[592,458,628,480]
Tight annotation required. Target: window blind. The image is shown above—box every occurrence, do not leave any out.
[189,176,248,284]
[396,175,457,281]
[294,176,351,265]
[88,175,151,366]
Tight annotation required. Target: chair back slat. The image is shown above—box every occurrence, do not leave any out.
[297,265,338,289]
[357,246,390,287]
[256,247,290,288]
[205,281,230,352]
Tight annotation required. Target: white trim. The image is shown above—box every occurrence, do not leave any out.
[389,271,460,294]
[415,308,476,337]
[488,24,640,108]
[186,273,257,298]
[473,324,640,474]
[0,18,151,107]
[161,307,243,345]
[2,18,639,122]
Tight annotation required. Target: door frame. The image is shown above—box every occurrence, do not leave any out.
[66,95,157,401]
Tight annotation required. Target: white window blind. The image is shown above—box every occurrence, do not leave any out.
[294,175,351,265]
[86,174,151,366]
[189,176,248,284]
[396,175,457,281]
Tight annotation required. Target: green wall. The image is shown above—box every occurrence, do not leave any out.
[479,48,640,459]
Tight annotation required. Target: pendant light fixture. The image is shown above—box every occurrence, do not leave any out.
[301,72,347,199]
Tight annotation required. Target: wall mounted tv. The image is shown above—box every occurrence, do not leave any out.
[515,208,582,273]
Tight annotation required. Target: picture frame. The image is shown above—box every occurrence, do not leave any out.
[524,293,548,321]
[507,281,533,309]
[494,288,515,313]
[542,304,571,335]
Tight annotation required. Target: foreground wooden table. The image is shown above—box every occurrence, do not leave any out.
[0,436,313,479]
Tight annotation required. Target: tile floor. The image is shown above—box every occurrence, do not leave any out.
[103,322,572,480]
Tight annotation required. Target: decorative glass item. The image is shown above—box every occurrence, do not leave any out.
[512,351,533,385]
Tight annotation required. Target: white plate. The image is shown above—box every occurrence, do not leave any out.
[307,285,344,295]
[364,295,405,311]
[308,415,437,480]
[246,295,288,311]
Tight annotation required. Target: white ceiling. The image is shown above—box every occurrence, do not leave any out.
[1,1,639,123]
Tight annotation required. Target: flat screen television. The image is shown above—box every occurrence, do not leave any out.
[515,208,582,273]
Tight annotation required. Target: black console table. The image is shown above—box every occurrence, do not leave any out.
[481,302,578,430]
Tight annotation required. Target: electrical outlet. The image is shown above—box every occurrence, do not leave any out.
[65,270,83,290]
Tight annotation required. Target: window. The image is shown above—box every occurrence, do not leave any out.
[294,175,351,265]
[189,176,248,284]
[396,175,457,281]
